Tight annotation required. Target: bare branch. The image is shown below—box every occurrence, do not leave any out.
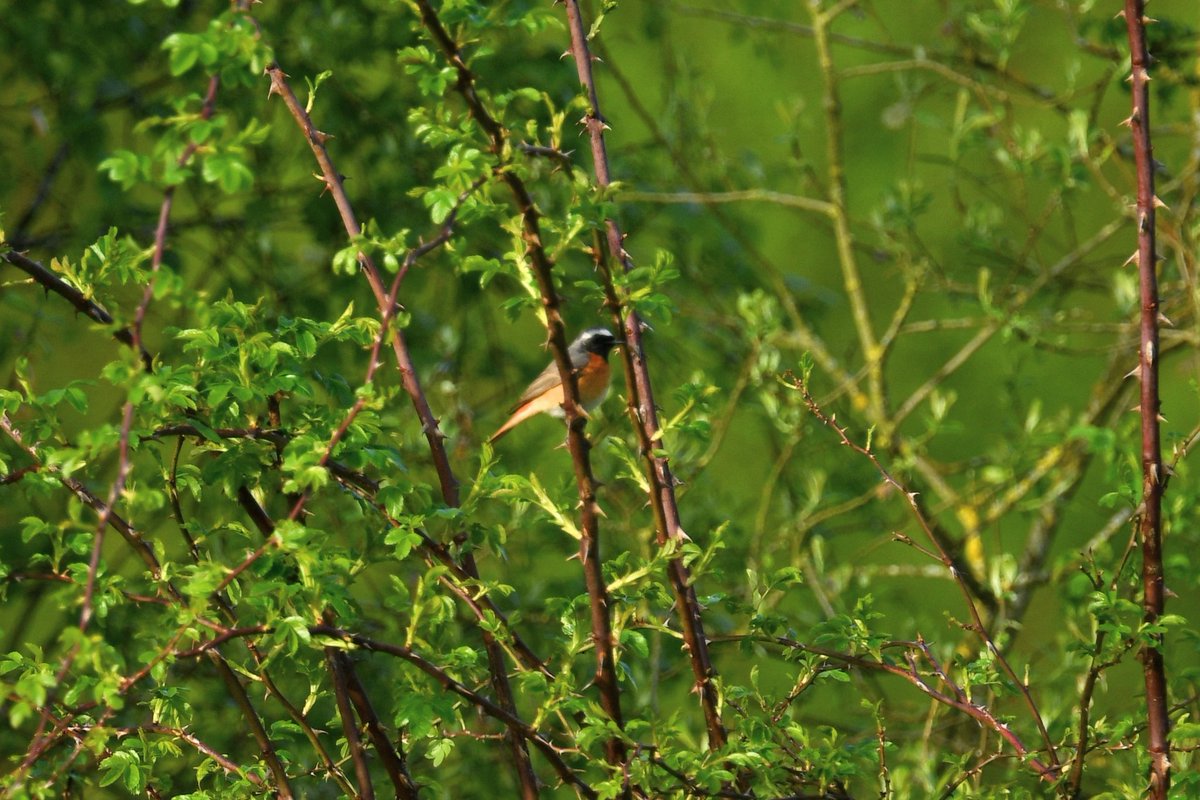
[1122,1,1170,795]
[559,0,727,751]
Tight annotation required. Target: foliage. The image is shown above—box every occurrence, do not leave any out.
[1,0,1199,798]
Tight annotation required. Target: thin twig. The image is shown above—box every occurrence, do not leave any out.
[790,376,1060,779]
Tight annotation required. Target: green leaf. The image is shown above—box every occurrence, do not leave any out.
[162,33,199,76]
[97,150,142,189]
[201,152,254,194]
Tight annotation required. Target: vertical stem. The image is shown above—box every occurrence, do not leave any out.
[1122,1,1169,796]
[410,2,631,781]
[327,649,377,800]
[562,0,727,752]
[208,652,296,798]
[809,3,887,429]
[262,62,539,797]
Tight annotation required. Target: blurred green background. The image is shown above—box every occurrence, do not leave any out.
[2,0,1199,796]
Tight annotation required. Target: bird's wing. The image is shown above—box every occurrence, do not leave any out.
[511,360,566,411]
[511,345,591,411]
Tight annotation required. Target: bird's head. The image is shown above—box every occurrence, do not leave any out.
[572,327,621,358]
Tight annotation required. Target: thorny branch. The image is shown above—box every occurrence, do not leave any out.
[790,374,1060,780]
[0,250,153,370]
[262,53,539,796]
[413,0,630,781]
[712,632,1058,782]
[559,0,727,752]
[1121,1,1170,796]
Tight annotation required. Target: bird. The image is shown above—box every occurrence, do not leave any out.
[489,327,621,443]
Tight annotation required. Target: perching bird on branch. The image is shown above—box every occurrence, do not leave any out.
[489,327,621,442]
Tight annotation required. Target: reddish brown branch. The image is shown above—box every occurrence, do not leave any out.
[1121,1,1169,796]
[261,57,540,796]
[716,633,1058,782]
[792,376,1060,779]
[263,62,459,507]
[561,0,727,751]
[413,1,629,780]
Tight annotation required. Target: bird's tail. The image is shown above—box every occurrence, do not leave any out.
[488,402,539,443]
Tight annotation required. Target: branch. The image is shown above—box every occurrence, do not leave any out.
[326,648,376,800]
[414,0,630,778]
[714,633,1059,783]
[235,487,421,799]
[791,377,1061,776]
[310,627,598,800]
[104,725,265,787]
[1121,1,1170,796]
[260,55,539,796]
[560,0,727,751]
[263,61,460,508]
[0,249,153,371]
[807,3,886,428]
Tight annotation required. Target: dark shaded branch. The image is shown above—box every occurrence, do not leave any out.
[310,626,597,800]
[9,143,69,248]
[236,479,420,800]
[153,425,380,494]
[206,652,295,797]
[327,649,376,800]
[0,249,153,371]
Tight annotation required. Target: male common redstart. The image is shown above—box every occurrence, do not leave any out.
[489,328,621,442]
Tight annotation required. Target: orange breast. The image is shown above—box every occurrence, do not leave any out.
[576,354,612,410]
